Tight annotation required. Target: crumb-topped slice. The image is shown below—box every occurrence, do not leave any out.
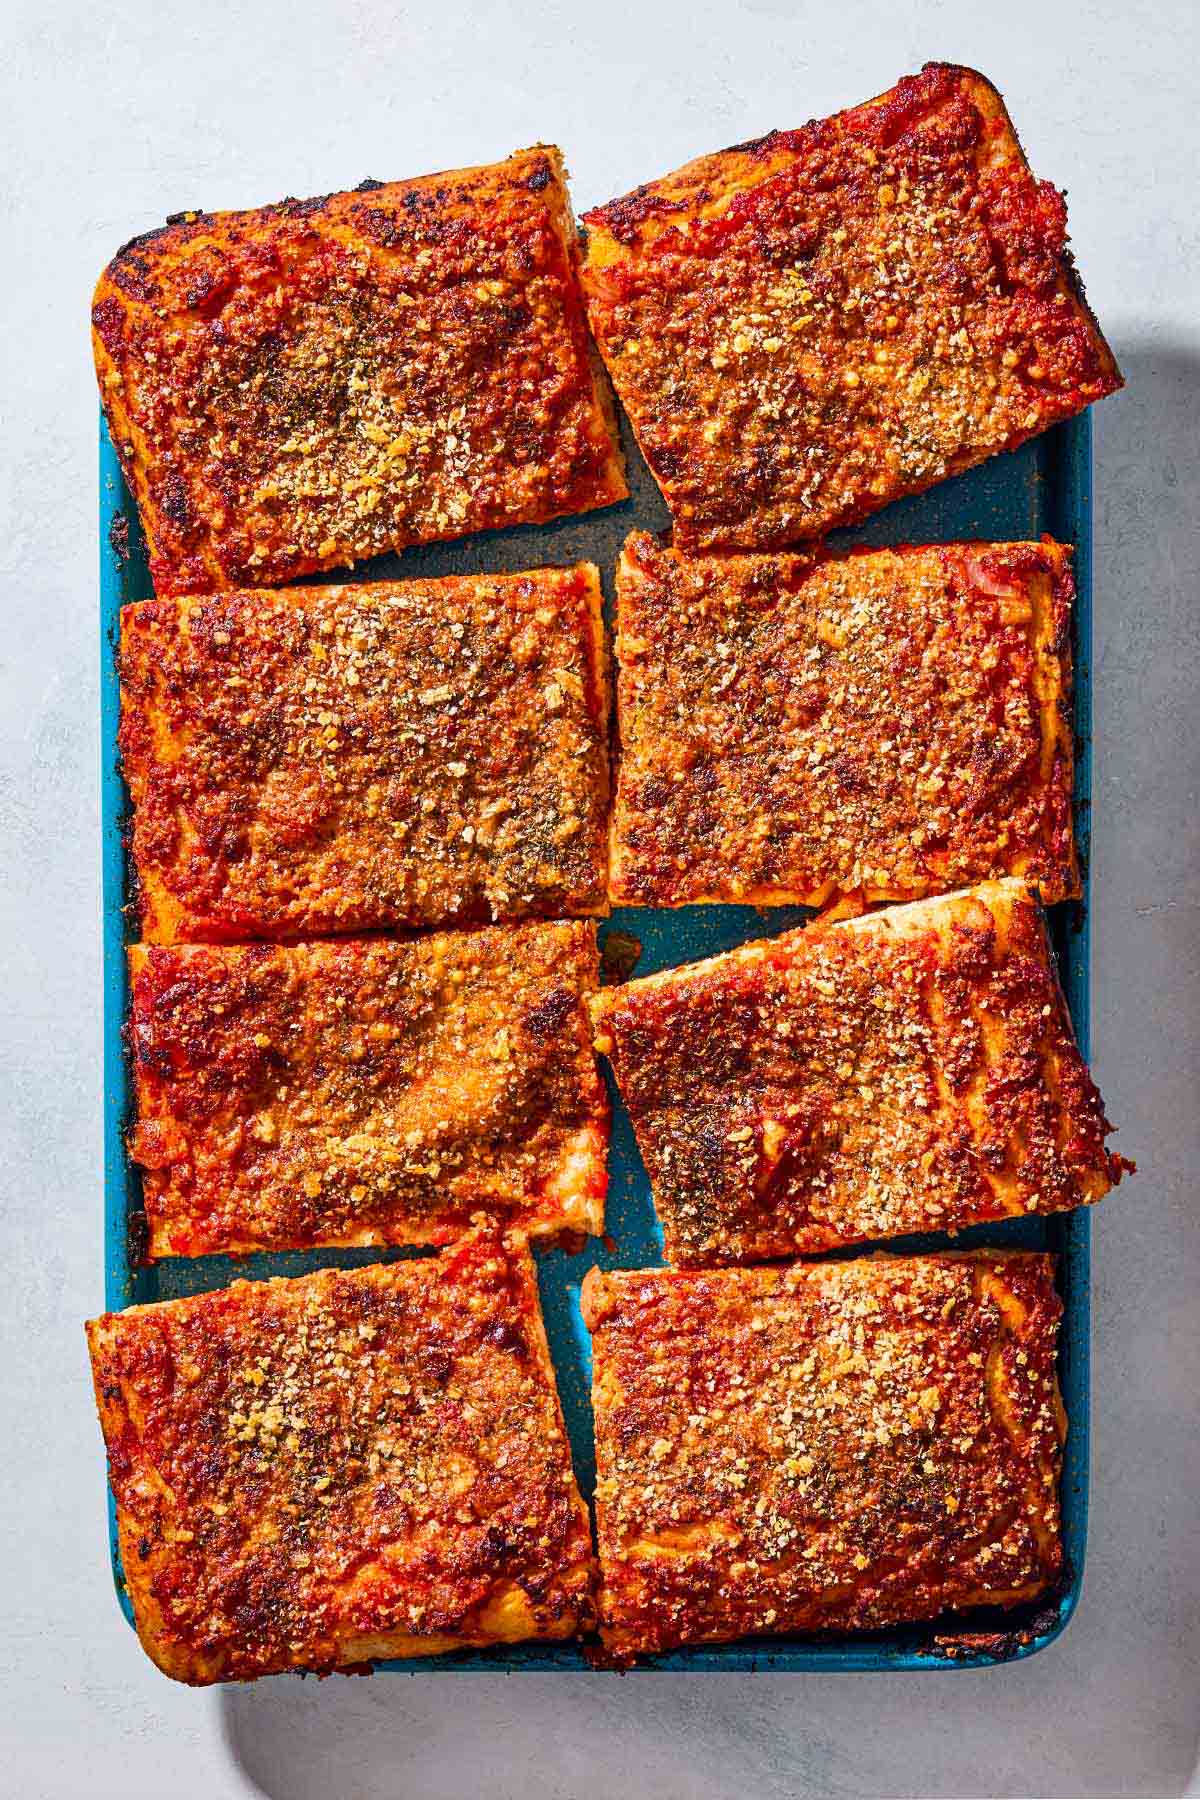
[582,1252,1064,1657]
[92,148,625,595]
[120,565,609,941]
[87,1236,594,1683]
[590,880,1130,1265]
[611,533,1076,912]
[582,64,1120,552]
[128,922,608,1257]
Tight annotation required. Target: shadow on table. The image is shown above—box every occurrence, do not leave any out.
[221,340,1200,1800]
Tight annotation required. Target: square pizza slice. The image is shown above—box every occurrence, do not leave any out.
[87,1235,594,1683]
[119,564,609,941]
[581,64,1120,551]
[589,879,1131,1265]
[93,148,625,595]
[128,922,608,1257]
[611,532,1077,912]
[583,1252,1064,1657]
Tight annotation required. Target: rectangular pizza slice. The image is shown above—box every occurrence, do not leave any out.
[589,879,1131,1265]
[582,1252,1064,1657]
[86,1235,594,1683]
[119,564,609,941]
[611,532,1076,912]
[92,148,625,595]
[581,64,1120,552]
[128,922,608,1258]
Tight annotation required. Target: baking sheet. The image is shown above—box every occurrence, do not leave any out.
[100,406,1094,1672]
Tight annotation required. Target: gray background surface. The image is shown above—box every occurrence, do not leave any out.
[1,2,1196,1795]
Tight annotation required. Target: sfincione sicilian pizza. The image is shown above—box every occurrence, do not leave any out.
[583,1252,1065,1657]
[581,64,1120,552]
[119,565,609,941]
[127,922,608,1257]
[92,148,625,595]
[590,879,1131,1266]
[610,532,1077,913]
[87,1235,594,1683]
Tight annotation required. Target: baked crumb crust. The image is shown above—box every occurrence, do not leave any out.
[119,565,610,941]
[93,148,625,595]
[582,63,1120,551]
[128,922,608,1257]
[611,532,1077,912]
[582,1252,1064,1657]
[87,1236,594,1683]
[590,879,1130,1264]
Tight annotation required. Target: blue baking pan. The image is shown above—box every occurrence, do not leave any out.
[100,405,1096,1672]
